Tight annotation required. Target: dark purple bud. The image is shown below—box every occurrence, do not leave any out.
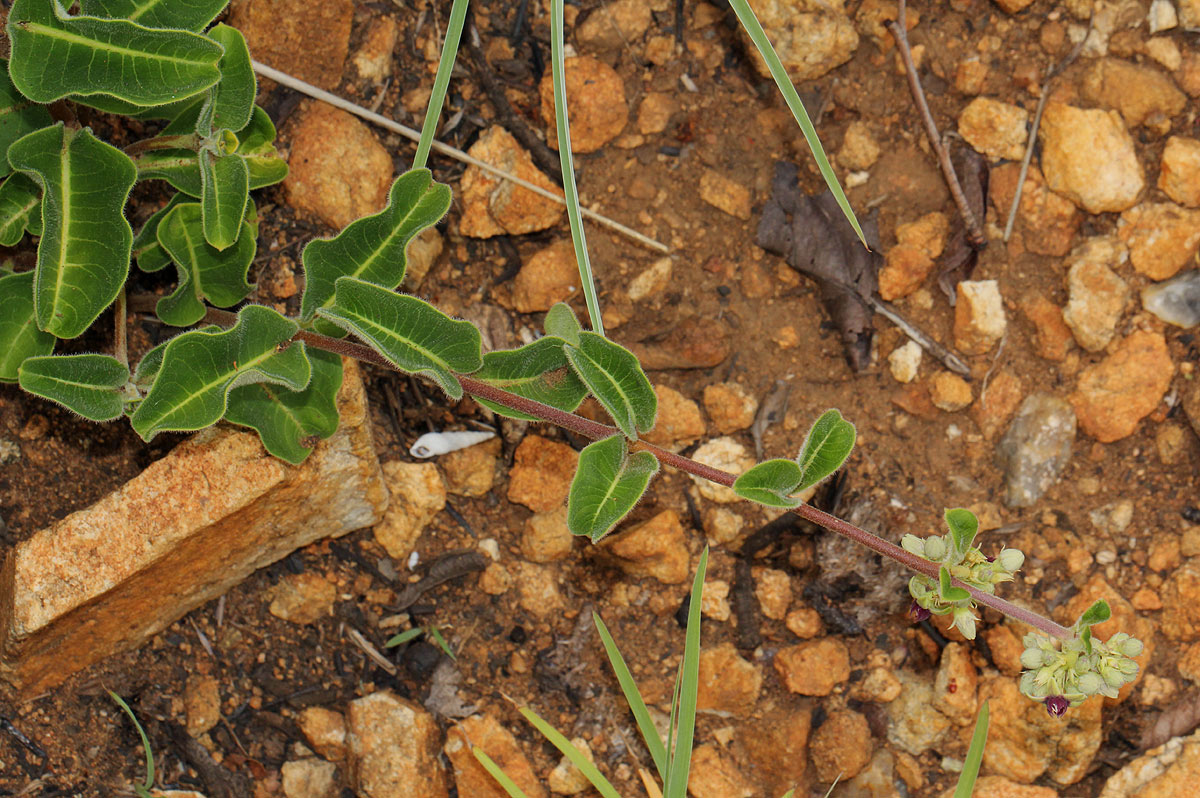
[909,600,931,622]
[1044,696,1069,717]
[985,554,996,563]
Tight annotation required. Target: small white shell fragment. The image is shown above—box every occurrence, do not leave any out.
[479,538,500,561]
[1149,0,1178,34]
[409,430,496,458]
[407,551,420,570]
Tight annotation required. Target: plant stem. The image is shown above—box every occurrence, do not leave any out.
[122,134,200,157]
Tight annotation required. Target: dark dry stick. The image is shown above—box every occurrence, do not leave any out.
[885,0,985,248]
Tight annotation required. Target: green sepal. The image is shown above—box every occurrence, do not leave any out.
[9,123,135,338]
[795,408,856,491]
[0,173,43,246]
[469,337,588,421]
[938,566,971,603]
[566,434,660,542]
[0,270,55,382]
[544,302,582,347]
[132,193,189,273]
[300,168,451,333]
[78,0,228,31]
[130,305,309,440]
[564,332,657,440]
[18,353,130,421]
[0,59,54,176]
[315,276,483,400]
[153,201,256,326]
[945,508,980,559]
[732,458,805,508]
[199,149,250,250]
[225,348,344,464]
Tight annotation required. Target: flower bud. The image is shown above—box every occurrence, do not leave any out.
[1077,672,1102,695]
[1100,666,1125,688]
[1120,638,1144,658]
[1117,658,1139,676]
[924,536,947,561]
[1020,648,1044,669]
[1044,695,1070,717]
[953,608,977,640]
[997,548,1025,572]
[901,535,925,556]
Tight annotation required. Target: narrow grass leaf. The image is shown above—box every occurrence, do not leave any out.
[154,201,255,326]
[385,627,424,648]
[954,700,990,798]
[0,173,42,246]
[133,193,188,272]
[80,0,227,31]
[939,566,971,603]
[18,354,129,421]
[472,747,531,798]
[108,691,155,793]
[301,169,451,329]
[199,149,250,250]
[7,0,222,106]
[944,507,980,558]
[665,548,708,798]
[130,305,310,440]
[202,25,256,134]
[725,0,865,246]
[429,626,456,660]
[593,613,668,781]
[518,707,622,798]
[225,348,344,465]
[567,435,659,542]
[733,459,805,508]
[544,302,582,346]
[316,276,482,400]
[0,271,55,382]
[412,0,469,169]
[9,123,136,338]
[0,60,54,176]
[796,408,856,490]
[470,337,587,421]
[564,332,656,439]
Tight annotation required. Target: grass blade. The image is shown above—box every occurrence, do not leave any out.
[664,548,708,798]
[518,707,622,798]
[108,691,154,794]
[954,700,990,798]
[412,0,470,170]
[726,0,866,247]
[429,626,457,660]
[593,613,668,781]
[384,627,423,648]
[549,0,603,335]
[472,746,531,798]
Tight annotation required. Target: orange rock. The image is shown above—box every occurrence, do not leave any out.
[459,126,564,238]
[878,243,933,300]
[774,638,850,696]
[350,692,449,798]
[696,643,763,714]
[1080,57,1187,128]
[230,0,352,90]
[810,710,873,781]
[511,240,581,312]
[1019,294,1074,361]
[699,169,753,220]
[1039,103,1145,214]
[703,382,758,434]
[989,163,1081,256]
[601,510,689,584]
[930,372,973,412]
[954,280,1007,355]
[506,435,578,512]
[643,385,706,448]
[1118,202,1200,281]
[1159,136,1200,208]
[445,714,546,798]
[687,745,756,798]
[1070,331,1175,442]
[539,56,627,153]
[970,371,1024,439]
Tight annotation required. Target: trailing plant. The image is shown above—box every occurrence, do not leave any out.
[0,0,1141,724]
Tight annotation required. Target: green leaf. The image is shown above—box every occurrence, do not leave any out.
[566,435,659,542]
[153,201,256,326]
[1076,600,1112,630]
[796,408,856,490]
[199,149,249,250]
[236,106,289,189]
[469,337,588,421]
[132,192,188,273]
[518,707,622,798]
[0,173,42,246]
[7,0,222,106]
[300,169,451,330]
[938,566,971,603]
[130,304,310,441]
[108,692,155,795]
[79,0,228,31]
[544,302,582,347]
[732,459,805,508]
[9,123,136,338]
[0,59,54,176]
[18,353,129,421]
[664,548,707,798]
[954,701,990,798]
[0,270,55,382]
[202,25,256,135]
[316,277,482,400]
[945,508,980,558]
[68,93,199,121]
[384,627,424,648]
[224,348,344,465]
[594,612,668,781]
[471,747,531,798]
[564,332,657,440]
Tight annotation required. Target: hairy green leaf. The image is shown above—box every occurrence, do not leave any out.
[9,123,136,338]
[945,507,980,558]
[225,349,344,465]
[0,59,54,176]
[132,192,188,272]
[154,201,255,326]
[470,337,588,421]
[0,270,55,382]
[237,106,289,189]
[202,24,256,134]
[732,458,805,508]
[199,149,249,250]
[796,408,855,491]
[79,0,227,31]
[130,305,310,440]
[316,276,482,400]
[18,353,129,421]
[0,173,42,246]
[300,169,451,330]
[564,332,656,440]
[69,93,199,121]
[567,435,659,542]
[1076,600,1112,630]
[544,302,582,347]
[7,0,222,106]
[939,566,971,603]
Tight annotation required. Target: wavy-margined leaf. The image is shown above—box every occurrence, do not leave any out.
[79,0,227,32]
[300,169,451,331]
[544,301,582,347]
[732,458,805,508]
[130,305,309,440]
[200,25,256,135]
[567,435,659,541]
[18,353,129,421]
[9,123,136,338]
[0,59,54,176]
[131,326,218,392]
[7,0,222,106]
[132,192,188,272]
[69,93,199,121]
[199,149,249,250]
[564,332,656,440]
[0,173,42,246]
[0,270,55,382]
[470,337,588,421]
[225,349,344,464]
[154,201,256,326]
[795,408,855,491]
[316,276,482,400]
[944,507,979,559]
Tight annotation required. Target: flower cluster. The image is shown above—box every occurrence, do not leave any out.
[1019,630,1143,713]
